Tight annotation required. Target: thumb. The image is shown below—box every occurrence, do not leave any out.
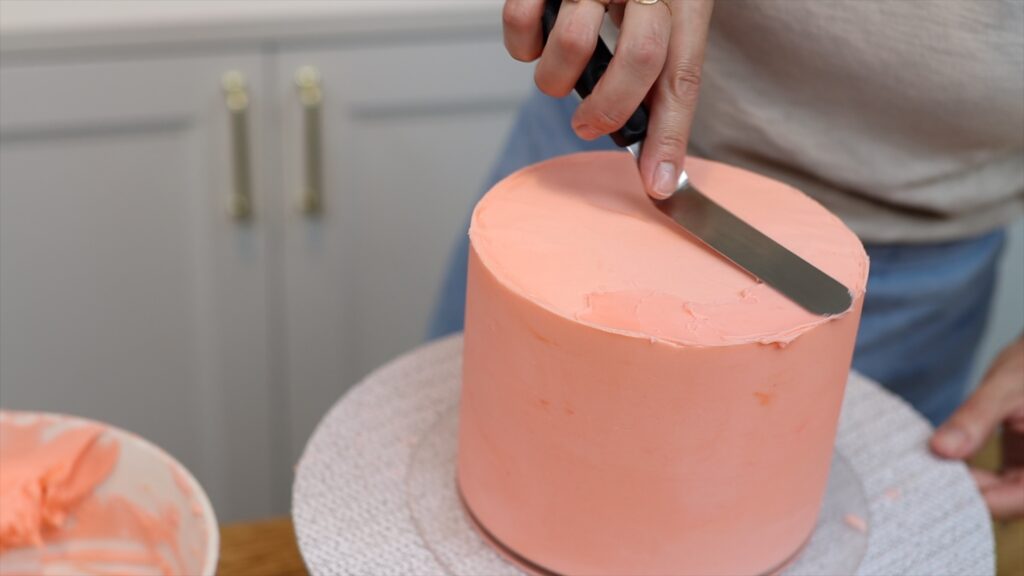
[930,371,1018,460]
[639,0,713,199]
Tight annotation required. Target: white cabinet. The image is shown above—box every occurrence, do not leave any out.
[0,55,277,520]
[0,20,533,519]
[275,39,531,461]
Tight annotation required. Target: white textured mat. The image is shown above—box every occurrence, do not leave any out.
[293,335,994,576]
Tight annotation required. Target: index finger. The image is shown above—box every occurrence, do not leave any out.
[534,0,607,97]
[504,0,546,61]
[932,367,1024,459]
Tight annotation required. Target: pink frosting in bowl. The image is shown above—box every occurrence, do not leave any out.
[0,411,218,576]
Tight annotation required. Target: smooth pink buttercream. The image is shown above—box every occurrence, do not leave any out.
[469,152,866,346]
[458,152,868,575]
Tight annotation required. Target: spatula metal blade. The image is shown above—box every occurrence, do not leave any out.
[654,180,853,317]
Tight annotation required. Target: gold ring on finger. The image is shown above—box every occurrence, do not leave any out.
[567,0,613,8]
[631,0,671,14]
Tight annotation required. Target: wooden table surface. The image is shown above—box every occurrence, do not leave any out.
[218,517,307,576]
[218,515,1022,576]
[218,436,1022,576]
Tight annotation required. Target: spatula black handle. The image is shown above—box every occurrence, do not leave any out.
[540,0,649,148]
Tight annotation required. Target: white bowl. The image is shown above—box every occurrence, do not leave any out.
[0,410,219,575]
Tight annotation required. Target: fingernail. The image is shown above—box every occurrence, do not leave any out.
[651,162,676,199]
[574,123,596,139]
[934,427,968,455]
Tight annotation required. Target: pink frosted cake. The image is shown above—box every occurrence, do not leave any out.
[457,151,868,575]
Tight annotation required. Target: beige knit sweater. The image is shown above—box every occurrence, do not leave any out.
[690,0,1024,242]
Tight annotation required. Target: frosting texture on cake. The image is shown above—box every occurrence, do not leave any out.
[469,152,867,347]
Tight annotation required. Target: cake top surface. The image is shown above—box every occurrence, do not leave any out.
[469,151,868,347]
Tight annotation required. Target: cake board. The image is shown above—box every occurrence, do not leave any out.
[293,335,994,576]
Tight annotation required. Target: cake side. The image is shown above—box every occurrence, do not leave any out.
[458,245,863,575]
[457,152,868,575]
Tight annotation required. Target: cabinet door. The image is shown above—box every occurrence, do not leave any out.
[276,36,533,459]
[0,55,277,520]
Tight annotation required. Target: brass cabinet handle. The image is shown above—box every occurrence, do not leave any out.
[222,70,253,220]
[295,66,324,216]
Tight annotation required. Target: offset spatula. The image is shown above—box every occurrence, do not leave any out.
[540,0,852,316]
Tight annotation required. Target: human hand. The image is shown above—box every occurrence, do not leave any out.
[930,337,1024,520]
[502,0,714,199]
